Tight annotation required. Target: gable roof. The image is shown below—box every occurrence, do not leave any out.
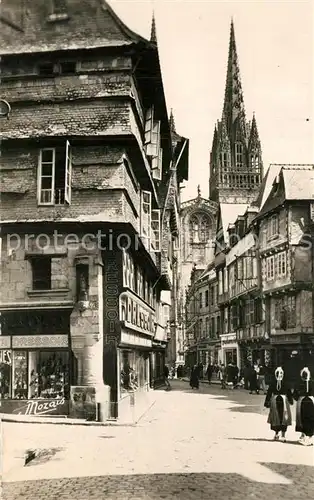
[0,0,150,55]
[257,165,314,218]
[253,163,282,210]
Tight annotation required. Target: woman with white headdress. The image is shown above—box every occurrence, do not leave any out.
[293,366,314,446]
[264,366,294,442]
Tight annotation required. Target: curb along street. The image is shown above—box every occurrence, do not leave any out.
[0,400,156,427]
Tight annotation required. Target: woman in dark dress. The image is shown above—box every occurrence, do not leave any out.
[294,367,314,446]
[264,366,293,442]
[190,364,200,389]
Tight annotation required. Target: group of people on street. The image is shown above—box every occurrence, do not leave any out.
[264,364,314,445]
[164,358,314,445]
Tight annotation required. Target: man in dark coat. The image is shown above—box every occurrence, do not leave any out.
[206,363,213,384]
[164,365,171,390]
[190,364,200,389]
[294,367,314,446]
[243,364,251,390]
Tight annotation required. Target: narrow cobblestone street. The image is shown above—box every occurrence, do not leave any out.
[2,381,314,499]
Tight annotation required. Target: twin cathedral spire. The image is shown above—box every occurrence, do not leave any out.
[209,20,263,204]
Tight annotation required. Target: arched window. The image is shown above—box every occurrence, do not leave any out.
[235,142,243,170]
[189,213,211,243]
[200,215,210,242]
[189,215,199,243]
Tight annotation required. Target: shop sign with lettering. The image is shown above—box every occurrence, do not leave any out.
[0,350,12,365]
[0,398,69,416]
[120,291,155,336]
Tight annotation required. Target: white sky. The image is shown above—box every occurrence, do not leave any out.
[109,0,314,201]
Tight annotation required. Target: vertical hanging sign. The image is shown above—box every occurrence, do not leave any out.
[103,249,122,417]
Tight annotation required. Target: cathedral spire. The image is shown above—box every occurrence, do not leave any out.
[169,108,176,133]
[222,19,246,139]
[150,12,157,43]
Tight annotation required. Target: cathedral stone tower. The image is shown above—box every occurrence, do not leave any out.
[209,20,263,204]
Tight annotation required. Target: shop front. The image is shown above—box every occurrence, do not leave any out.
[220,333,240,368]
[270,334,314,370]
[0,310,71,416]
[239,339,275,369]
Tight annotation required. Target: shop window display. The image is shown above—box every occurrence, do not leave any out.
[29,351,69,399]
[0,349,69,399]
[120,350,149,394]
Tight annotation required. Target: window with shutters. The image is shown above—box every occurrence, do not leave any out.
[151,147,163,180]
[144,107,154,146]
[38,142,72,205]
[140,190,151,244]
[151,209,161,252]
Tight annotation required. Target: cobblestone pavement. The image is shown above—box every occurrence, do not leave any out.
[2,381,314,499]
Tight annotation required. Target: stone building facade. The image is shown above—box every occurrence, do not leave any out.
[0,1,188,419]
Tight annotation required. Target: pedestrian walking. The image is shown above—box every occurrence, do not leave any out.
[294,367,314,446]
[164,365,171,390]
[219,363,226,389]
[190,364,200,389]
[226,361,234,388]
[232,362,239,389]
[248,365,259,394]
[257,363,267,394]
[243,364,250,390]
[264,366,293,442]
[205,363,213,384]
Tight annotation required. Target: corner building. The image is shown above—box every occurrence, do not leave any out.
[0,1,188,420]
